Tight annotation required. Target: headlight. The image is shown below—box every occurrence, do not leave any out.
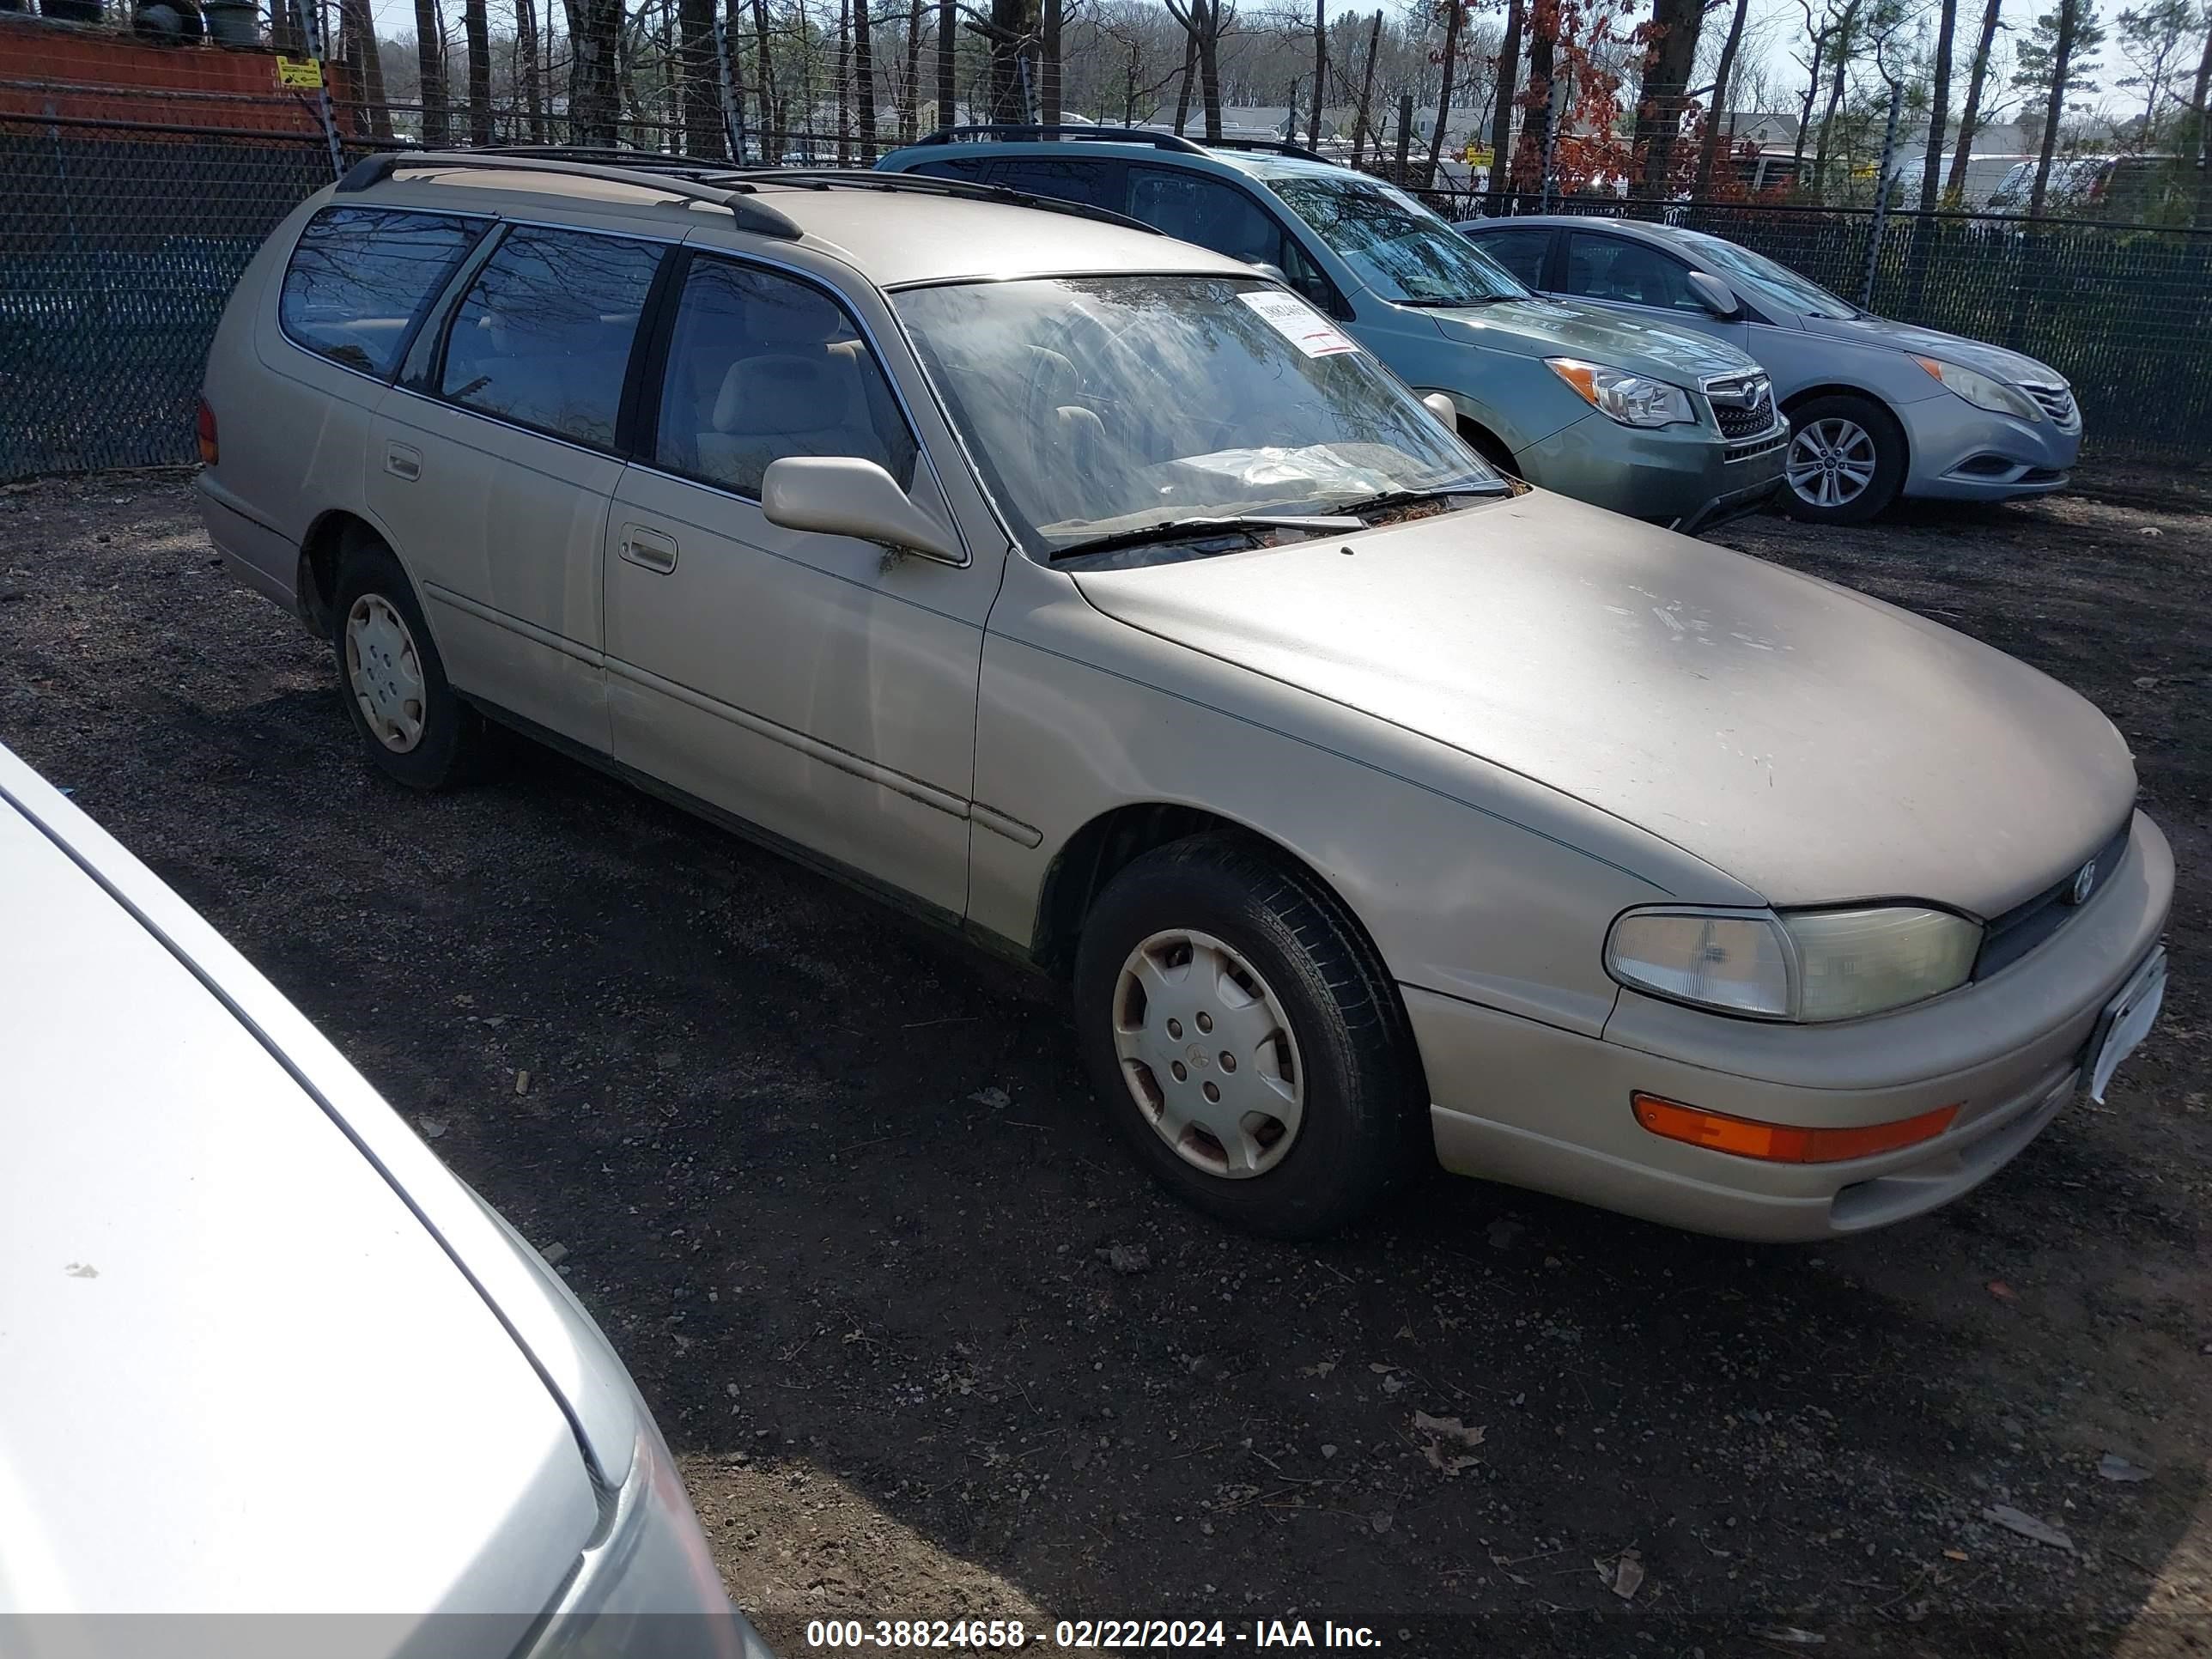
[1913,355,2044,422]
[1546,357,1696,427]
[1607,905,1983,1022]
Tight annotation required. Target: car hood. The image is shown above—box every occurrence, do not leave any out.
[0,799,600,1617]
[1797,311,2066,386]
[1416,295,1759,382]
[1072,490,2136,915]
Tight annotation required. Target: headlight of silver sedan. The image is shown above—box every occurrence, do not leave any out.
[1606,905,1983,1022]
[1912,355,2045,423]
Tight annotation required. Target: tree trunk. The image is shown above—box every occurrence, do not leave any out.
[1790,17,1823,173]
[1425,0,1464,188]
[751,0,780,155]
[564,0,623,143]
[1172,20,1197,132]
[1693,0,1747,195]
[987,0,1038,120]
[1512,26,1555,191]
[414,0,448,143]
[1308,0,1326,145]
[1042,0,1060,125]
[340,0,395,137]
[1629,0,1704,199]
[1943,0,2001,201]
[1811,5,1854,198]
[854,0,878,155]
[1350,9,1381,163]
[903,0,923,140]
[2182,10,2210,225]
[1197,0,1224,139]
[836,0,853,163]
[1916,0,1957,210]
[2027,0,2080,217]
[936,0,955,127]
[680,0,725,155]
[514,0,543,141]
[464,0,490,143]
[1485,0,1522,210]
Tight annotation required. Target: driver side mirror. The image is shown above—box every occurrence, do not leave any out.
[1422,392,1458,429]
[760,457,963,565]
[1686,270,1742,319]
[1249,260,1292,287]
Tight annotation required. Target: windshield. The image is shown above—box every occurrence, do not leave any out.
[1672,230,1858,320]
[892,275,1497,559]
[1262,173,1528,306]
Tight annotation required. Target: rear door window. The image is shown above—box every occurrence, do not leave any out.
[438,227,663,449]
[279,206,488,378]
[994,156,1128,210]
[1470,228,1551,289]
[1124,167,1289,269]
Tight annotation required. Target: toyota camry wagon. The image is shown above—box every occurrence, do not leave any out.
[197,154,2172,1242]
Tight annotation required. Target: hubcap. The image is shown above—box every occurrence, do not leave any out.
[1111,928,1304,1180]
[344,594,428,753]
[1786,416,1878,509]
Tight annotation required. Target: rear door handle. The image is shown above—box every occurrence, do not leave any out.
[618,524,678,574]
[384,442,422,483]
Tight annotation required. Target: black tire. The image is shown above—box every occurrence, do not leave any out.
[329,534,489,791]
[1072,836,1428,1239]
[1458,419,1523,480]
[1781,393,1905,525]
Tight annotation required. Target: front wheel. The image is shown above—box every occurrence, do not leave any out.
[1073,836,1427,1238]
[1782,394,1905,524]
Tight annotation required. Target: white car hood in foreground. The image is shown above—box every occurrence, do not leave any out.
[1073,489,2136,915]
[0,793,599,1615]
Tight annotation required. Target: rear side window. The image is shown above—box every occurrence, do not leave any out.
[908,158,993,181]
[1125,167,1287,269]
[279,207,487,378]
[439,227,663,448]
[994,156,1127,210]
[1472,228,1550,288]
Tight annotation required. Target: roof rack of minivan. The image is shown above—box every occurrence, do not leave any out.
[1206,136,1333,164]
[911,124,1209,155]
[730,166,1161,234]
[334,150,805,240]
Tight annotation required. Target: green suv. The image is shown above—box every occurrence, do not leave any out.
[877,128,1787,531]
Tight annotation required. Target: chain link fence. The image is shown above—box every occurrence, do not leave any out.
[4,96,2210,477]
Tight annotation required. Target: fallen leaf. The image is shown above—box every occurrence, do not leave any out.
[1942,1549,1969,1562]
[1411,1412,1486,1449]
[2098,1453,2153,1483]
[969,1086,1010,1108]
[1983,1504,2073,1552]
[1608,1551,1645,1601]
[514,1069,530,1096]
[1987,1280,2017,1301]
[416,1115,448,1140]
[1753,1629,1826,1648]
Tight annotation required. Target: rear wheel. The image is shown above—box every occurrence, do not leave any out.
[1073,836,1427,1238]
[330,536,489,791]
[1782,394,1905,524]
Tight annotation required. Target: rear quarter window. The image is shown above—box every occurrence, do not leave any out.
[279,206,488,378]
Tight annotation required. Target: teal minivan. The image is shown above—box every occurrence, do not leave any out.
[877,127,1788,531]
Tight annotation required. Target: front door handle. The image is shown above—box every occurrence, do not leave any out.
[384,442,422,483]
[618,524,678,574]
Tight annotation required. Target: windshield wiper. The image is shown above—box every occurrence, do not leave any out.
[1329,483,1510,516]
[1394,294,1521,308]
[1046,513,1362,562]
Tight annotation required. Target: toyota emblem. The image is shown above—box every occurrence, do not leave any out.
[2067,860,2098,906]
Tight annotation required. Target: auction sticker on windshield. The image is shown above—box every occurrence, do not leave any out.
[1238,290,1358,357]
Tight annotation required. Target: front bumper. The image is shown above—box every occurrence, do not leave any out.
[1901,392,2082,501]
[1516,410,1785,533]
[1411,812,2172,1242]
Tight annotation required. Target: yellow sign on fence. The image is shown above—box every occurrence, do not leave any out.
[275,57,325,90]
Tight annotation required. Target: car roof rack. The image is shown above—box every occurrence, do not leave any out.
[719,167,1163,236]
[334,150,804,240]
[1207,136,1333,164]
[911,124,1209,155]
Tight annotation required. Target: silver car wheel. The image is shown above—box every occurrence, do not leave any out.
[1786,416,1879,510]
[1111,927,1304,1180]
[344,594,428,753]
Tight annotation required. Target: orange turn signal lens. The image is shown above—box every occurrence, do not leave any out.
[1631,1093,1960,1164]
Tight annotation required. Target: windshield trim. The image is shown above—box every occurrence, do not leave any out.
[886,270,1498,566]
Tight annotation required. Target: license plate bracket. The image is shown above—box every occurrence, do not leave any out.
[2084,946,2166,1103]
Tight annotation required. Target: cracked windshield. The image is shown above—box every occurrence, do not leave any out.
[892,274,1500,563]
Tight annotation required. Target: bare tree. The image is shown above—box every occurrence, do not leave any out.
[415,0,449,143]
[2187,13,2211,223]
[854,0,878,154]
[566,0,623,143]
[1694,0,1750,193]
[681,0,726,154]
[339,0,395,137]
[1486,0,1524,208]
[1164,0,1229,137]
[1944,0,2004,199]
[2025,0,2096,215]
[463,0,491,142]
[1171,19,1198,128]
[1629,0,1705,197]
[1351,7,1382,160]
[752,0,782,154]
[515,0,544,141]
[836,0,853,161]
[1043,0,1063,122]
[1917,0,1960,209]
[1308,0,1327,142]
[1425,0,1466,184]
[903,0,926,138]
[937,0,956,125]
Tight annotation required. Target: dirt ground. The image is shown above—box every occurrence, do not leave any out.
[2,470,2208,1659]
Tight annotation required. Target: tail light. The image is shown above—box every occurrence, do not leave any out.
[196,398,218,466]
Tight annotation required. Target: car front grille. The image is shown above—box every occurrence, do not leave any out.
[2021,381,2079,427]
[1973,819,2130,981]
[1704,374,1778,440]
